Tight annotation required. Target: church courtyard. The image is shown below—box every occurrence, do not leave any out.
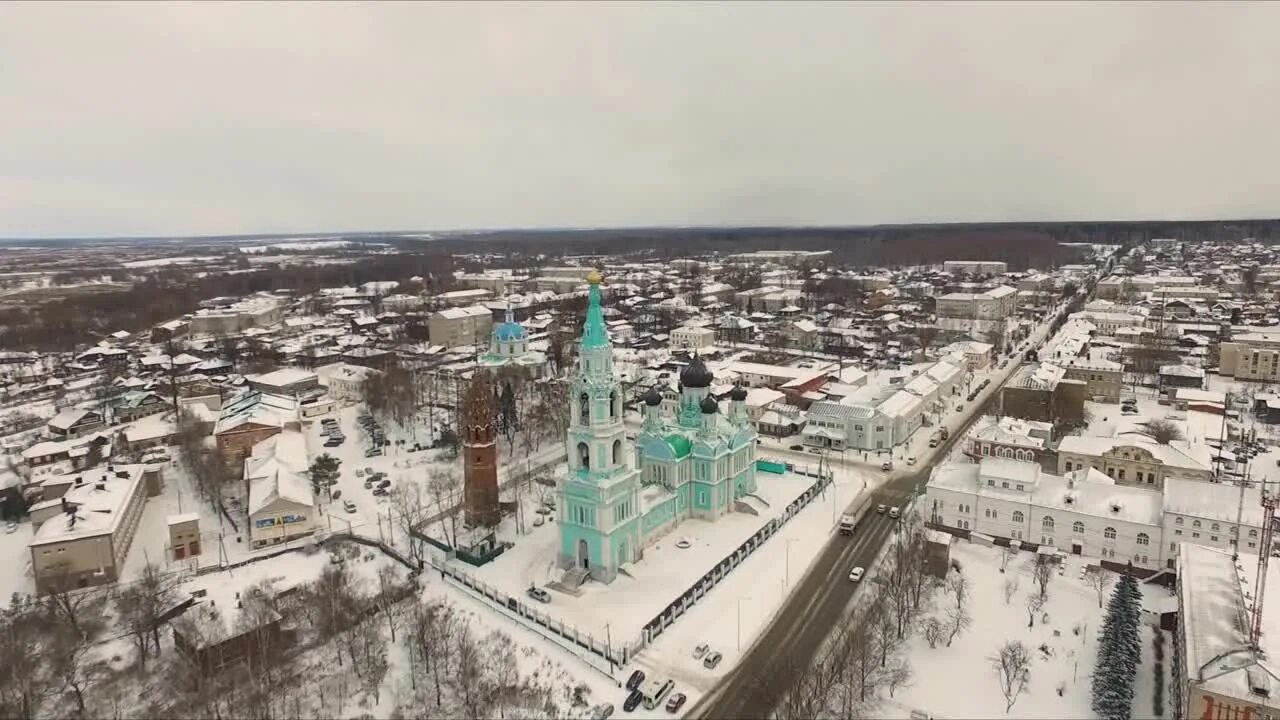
[455,464,861,647]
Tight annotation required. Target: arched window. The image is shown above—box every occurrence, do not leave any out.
[1250,529,1259,538]
[577,442,590,470]
[610,390,619,418]
[1175,517,1184,525]
[1137,533,1149,546]
[1073,521,1085,534]
[579,393,590,424]
[1104,526,1117,540]
[1042,516,1055,530]
[1012,511,1024,523]
[1212,523,1220,532]
[1193,520,1201,528]
[612,439,622,466]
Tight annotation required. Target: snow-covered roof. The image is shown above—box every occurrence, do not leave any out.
[1178,544,1280,705]
[245,430,313,516]
[876,389,922,419]
[30,465,148,546]
[248,367,317,388]
[1057,435,1212,472]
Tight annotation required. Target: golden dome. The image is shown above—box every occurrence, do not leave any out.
[586,269,603,285]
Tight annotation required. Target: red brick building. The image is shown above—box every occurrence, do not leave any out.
[462,371,500,528]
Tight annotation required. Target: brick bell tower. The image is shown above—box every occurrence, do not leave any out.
[462,369,501,528]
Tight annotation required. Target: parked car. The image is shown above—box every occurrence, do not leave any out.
[526,586,551,603]
[626,670,646,691]
[324,438,342,447]
[623,690,644,713]
[665,693,687,714]
[592,703,615,720]
[692,643,709,659]
[789,444,804,451]
[532,515,545,527]
[377,479,391,489]
[372,487,388,497]
[848,566,865,582]
[365,448,382,457]
[344,500,357,513]
[355,468,366,478]
[703,651,723,669]
[4,522,17,534]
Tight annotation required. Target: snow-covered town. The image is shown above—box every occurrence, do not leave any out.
[5,230,1280,720]
[8,4,1280,717]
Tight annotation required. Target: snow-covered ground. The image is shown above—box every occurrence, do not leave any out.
[888,540,1172,719]
[431,461,871,716]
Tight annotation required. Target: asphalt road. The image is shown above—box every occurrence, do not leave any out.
[689,353,1036,720]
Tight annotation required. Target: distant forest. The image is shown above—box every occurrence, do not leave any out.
[2,218,1277,350]
[422,219,1280,270]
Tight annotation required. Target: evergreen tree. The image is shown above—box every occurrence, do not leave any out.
[307,453,341,498]
[1092,572,1142,720]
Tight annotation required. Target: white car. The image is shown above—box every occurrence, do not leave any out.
[343,500,358,513]
[906,456,917,466]
[848,567,865,582]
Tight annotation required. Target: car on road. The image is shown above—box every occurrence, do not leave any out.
[877,504,887,514]
[703,651,723,669]
[880,461,893,471]
[692,643,709,659]
[848,566,865,582]
[623,690,644,713]
[889,506,901,519]
[364,447,382,457]
[343,500,357,513]
[626,670,645,691]
[906,456,916,466]
[665,692,687,714]
[1121,406,1139,415]
[789,444,804,451]
[532,515,545,527]
[526,586,551,604]
[5,522,17,534]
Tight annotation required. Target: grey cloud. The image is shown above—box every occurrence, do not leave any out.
[1,1,1279,237]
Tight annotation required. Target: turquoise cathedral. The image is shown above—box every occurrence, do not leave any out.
[557,271,759,583]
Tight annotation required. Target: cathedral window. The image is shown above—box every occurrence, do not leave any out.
[577,442,590,470]
[613,439,622,466]
[579,393,590,424]
[610,390,619,418]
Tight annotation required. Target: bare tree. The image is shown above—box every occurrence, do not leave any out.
[923,617,945,649]
[426,466,463,548]
[390,483,430,565]
[115,562,179,674]
[1003,576,1020,606]
[1033,554,1054,601]
[1147,418,1184,445]
[0,597,53,720]
[42,565,107,642]
[1025,592,1045,629]
[990,640,1032,713]
[885,656,914,698]
[1080,564,1113,609]
[945,603,972,647]
[375,565,406,643]
[947,572,969,613]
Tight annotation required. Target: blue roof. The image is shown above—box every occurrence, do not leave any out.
[494,322,526,342]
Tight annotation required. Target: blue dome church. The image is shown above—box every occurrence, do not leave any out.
[557,271,758,584]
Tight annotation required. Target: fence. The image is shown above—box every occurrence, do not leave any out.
[430,558,631,677]
[639,466,832,647]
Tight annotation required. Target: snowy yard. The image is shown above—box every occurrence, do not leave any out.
[890,540,1172,719]
[428,466,871,716]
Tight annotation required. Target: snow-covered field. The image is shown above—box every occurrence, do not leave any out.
[889,540,1172,719]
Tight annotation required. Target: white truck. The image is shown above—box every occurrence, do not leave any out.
[839,514,857,536]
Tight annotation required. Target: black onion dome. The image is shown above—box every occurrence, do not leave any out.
[700,395,719,414]
[730,384,748,402]
[643,386,663,406]
[680,355,714,388]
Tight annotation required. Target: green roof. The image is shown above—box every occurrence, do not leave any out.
[664,434,692,458]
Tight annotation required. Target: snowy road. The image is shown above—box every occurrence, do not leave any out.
[689,304,1068,718]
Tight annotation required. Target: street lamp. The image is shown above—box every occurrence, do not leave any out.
[784,537,800,587]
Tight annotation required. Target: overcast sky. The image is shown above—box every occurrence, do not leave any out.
[3,2,1279,238]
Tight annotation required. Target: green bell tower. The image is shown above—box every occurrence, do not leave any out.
[556,271,642,583]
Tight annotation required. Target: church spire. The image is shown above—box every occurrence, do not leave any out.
[580,270,609,350]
